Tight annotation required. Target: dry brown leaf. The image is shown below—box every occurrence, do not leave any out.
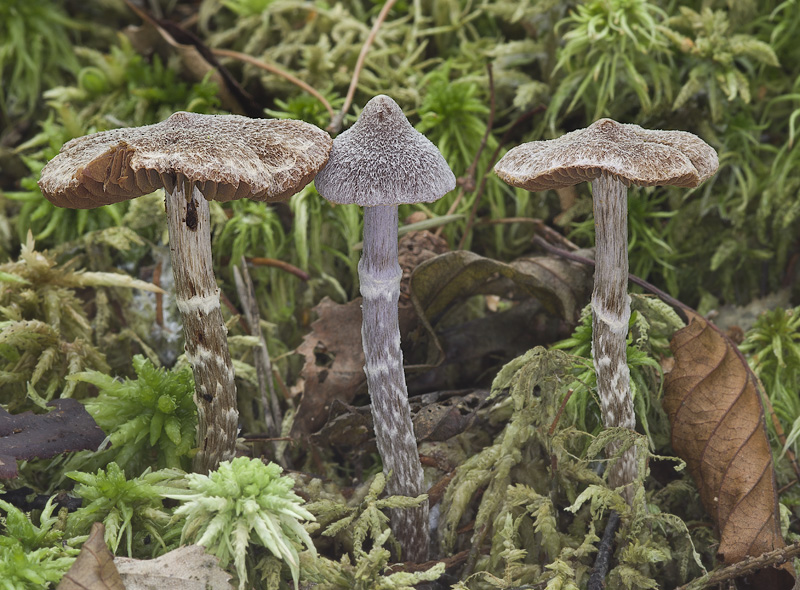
[121,1,255,116]
[293,296,367,436]
[663,315,794,586]
[114,545,232,590]
[58,523,125,590]
[292,231,447,437]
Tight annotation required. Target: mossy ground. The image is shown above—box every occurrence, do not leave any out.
[1,1,799,588]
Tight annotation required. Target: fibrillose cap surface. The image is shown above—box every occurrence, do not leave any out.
[314,95,456,207]
[494,118,719,192]
[39,111,333,209]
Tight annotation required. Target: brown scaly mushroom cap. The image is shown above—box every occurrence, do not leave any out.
[39,111,333,209]
[314,94,455,207]
[495,118,719,191]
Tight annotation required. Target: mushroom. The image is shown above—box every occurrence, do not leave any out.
[494,118,718,502]
[39,111,332,473]
[314,95,455,562]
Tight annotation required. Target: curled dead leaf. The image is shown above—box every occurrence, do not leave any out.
[663,315,794,587]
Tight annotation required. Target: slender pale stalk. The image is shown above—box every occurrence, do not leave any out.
[591,174,636,503]
[164,184,238,474]
[359,205,429,562]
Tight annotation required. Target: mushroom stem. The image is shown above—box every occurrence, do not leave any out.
[359,205,429,562]
[591,174,636,502]
[164,184,238,474]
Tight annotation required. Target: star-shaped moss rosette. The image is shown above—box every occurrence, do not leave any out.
[164,457,315,590]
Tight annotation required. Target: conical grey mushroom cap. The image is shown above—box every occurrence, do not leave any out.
[495,118,719,191]
[315,95,456,207]
[39,111,333,209]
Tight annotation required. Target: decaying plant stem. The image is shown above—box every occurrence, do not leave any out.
[588,511,621,590]
[675,539,800,590]
[360,205,428,563]
[165,185,238,474]
[591,174,636,502]
[328,0,399,133]
[233,260,282,441]
[212,48,334,120]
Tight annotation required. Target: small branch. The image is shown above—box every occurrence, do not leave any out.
[460,64,496,193]
[219,256,310,281]
[477,217,580,251]
[245,257,311,281]
[211,48,334,121]
[761,390,800,486]
[435,64,495,239]
[675,540,800,590]
[152,260,164,328]
[233,260,282,440]
[458,105,546,250]
[531,236,689,321]
[463,523,490,577]
[327,0,398,133]
[549,388,574,436]
[588,511,621,590]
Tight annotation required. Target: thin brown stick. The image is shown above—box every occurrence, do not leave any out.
[588,511,621,590]
[532,236,689,320]
[246,257,311,281]
[435,64,496,239]
[675,540,800,590]
[327,0,398,133]
[462,523,490,577]
[458,105,546,250]
[152,260,164,328]
[549,388,575,436]
[778,478,798,495]
[760,382,800,484]
[477,216,580,250]
[233,260,282,439]
[211,48,334,121]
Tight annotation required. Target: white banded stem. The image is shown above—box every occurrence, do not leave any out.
[360,205,429,562]
[591,174,637,503]
[164,184,238,474]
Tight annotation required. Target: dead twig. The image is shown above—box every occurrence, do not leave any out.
[211,48,335,121]
[218,256,310,281]
[532,236,688,321]
[435,63,496,239]
[477,216,580,251]
[458,104,546,250]
[152,260,163,328]
[245,256,311,281]
[588,511,621,590]
[675,540,800,590]
[327,0,398,133]
[760,383,800,487]
[549,388,575,436]
[233,260,282,441]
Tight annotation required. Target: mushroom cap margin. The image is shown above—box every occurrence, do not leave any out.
[38,111,333,209]
[494,118,719,192]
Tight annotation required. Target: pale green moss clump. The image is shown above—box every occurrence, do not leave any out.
[165,457,315,590]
